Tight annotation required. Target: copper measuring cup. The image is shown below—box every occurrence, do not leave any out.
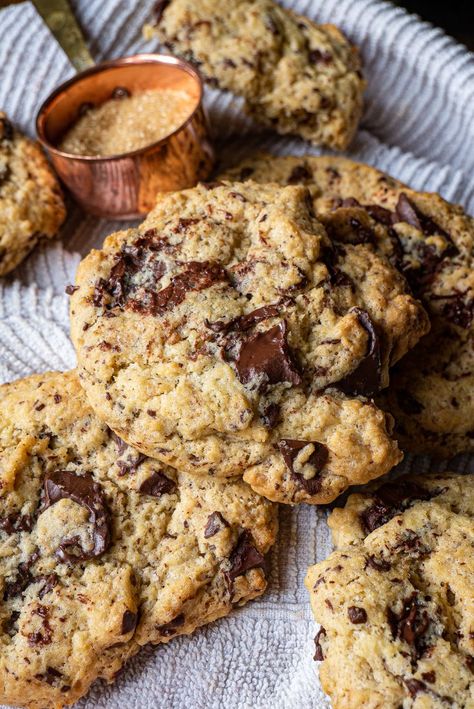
[34,2,214,218]
[36,55,214,218]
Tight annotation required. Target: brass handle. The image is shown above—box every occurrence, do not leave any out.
[31,0,94,72]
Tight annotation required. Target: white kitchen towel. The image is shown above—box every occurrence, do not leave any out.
[0,1,473,708]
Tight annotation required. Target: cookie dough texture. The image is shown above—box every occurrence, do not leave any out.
[70,181,429,504]
[222,154,474,457]
[305,473,474,708]
[0,112,65,276]
[145,0,365,149]
[0,370,277,709]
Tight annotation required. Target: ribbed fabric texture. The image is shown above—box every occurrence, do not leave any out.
[0,1,473,707]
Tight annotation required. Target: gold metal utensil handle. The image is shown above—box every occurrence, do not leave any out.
[32,0,94,72]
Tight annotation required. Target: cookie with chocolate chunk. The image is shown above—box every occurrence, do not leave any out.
[144,0,365,149]
[305,473,474,708]
[222,155,474,457]
[0,370,276,709]
[70,181,429,504]
[0,112,65,276]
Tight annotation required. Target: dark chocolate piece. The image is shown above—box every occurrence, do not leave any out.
[314,627,326,661]
[121,610,138,634]
[278,439,328,495]
[138,471,176,497]
[157,613,185,636]
[348,606,367,624]
[41,470,111,563]
[387,593,431,659]
[360,480,438,534]
[226,531,265,583]
[335,308,382,397]
[204,511,229,538]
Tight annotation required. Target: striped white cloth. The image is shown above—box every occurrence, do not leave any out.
[0,1,473,707]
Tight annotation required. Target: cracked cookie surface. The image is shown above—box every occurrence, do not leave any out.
[70,181,429,504]
[0,370,277,709]
[144,0,365,149]
[222,155,474,456]
[0,112,65,276]
[305,473,474,709]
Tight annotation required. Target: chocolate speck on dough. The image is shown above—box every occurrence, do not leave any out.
[37,573,59,599]
[422,671,436,684]
[261,402,280,428]
[404,679,427,697]
[41,470,111,562]
[387,593,431,658]
[364,555,391,572]
[335,308,382,397]
[34,667,63,687]
[288,164,313,183]
[348,606,367,624]
[138,471,176,497]
[121,610,138,634]
[0,513,33,535]
[65,285,79,295]
[278,439,328,495]
[204,511,229,538]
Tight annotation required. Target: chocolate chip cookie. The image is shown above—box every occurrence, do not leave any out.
[0,370,277,709]
[144,0,365,149]
[0,112,66,276]
[70,181,429,504]
[222,155,474,457]
[305,473,474,708]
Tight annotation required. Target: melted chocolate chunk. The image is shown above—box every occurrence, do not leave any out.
[288,164,313,183]
[0,513,33,534]
[207,300,291,336]
[65,284,79,295]
[360,480,438,534]
[117,451,147,476]
[138,471,176,497]
[41,471,111,563]
[230,321,301,389]
[364,204,393,226]
[37,573,59,599]
[387,593,431,659]
[278,439,328,495]
[348,606,367,624]
[441,295,474,329]
[335,309,382,397]
[121,610,138,634]
[226,531,265,583]
[110,430,128,455]
[157,613,185,637]
[394,194,450,239]
[204,511,229,538]
[422,670,436,684]
[3,561,33,601]
[314,627,326,661]
[28,605,53,647]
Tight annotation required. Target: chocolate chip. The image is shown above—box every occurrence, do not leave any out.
[41,471,111,563]
[138,471,176,497]
[28,605,53,646]
[117,451,147,476]
[422,671,436,684]
[387,593,431,659]
[112,86,130,100]
[230,321,301,390]
[223,58,237,69]
[441,295,474,329]
[226,531,265,583]
[360,480,438,534]
[261,402,280,428]
[34,666,63,686]
[404,679,427,697]
[121,610,137,634]
[348,606,367,624]
[314,627,326,661]
[364,555,391,572]
[53,394,62,404]
[157,613,185,636]
[288,164,313,183]
[110,430,128,454]
[65,285,79,295]
[204,511,229,538]
[3,562,33,600]
[394,194,450,239]
[278,439,328,495]
[37,573,59,599]
[364,204,393,226]
[0,513,33,535]
[334,309,382,397]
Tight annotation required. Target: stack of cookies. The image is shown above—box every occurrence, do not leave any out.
[1,1,473,708]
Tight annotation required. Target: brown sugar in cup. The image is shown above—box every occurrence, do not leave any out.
[36,54,214,219]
